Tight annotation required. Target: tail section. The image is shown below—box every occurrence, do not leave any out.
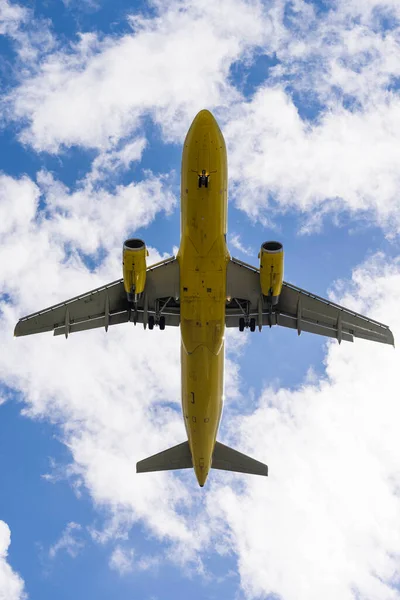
[136,440,268,481]
[212,441,268,476]
[136,441,192,473]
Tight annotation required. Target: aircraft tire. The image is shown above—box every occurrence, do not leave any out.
[250,318,256,332]
[159,316,166,330]
[239,318,245,332]
[148,316,155,330]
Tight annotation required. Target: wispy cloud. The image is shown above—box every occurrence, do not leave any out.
[49,522,84,560]
[229,233,255,257]
[109,546,135,575]
[109,546,160,575]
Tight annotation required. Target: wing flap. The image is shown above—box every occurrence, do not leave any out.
[275,311,354,343]
[53,311,130,336]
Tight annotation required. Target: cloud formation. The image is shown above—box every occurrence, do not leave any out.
[5,0,270,152]
[0,521,26,600]
[226,87,400,233]
[49,522,84,559]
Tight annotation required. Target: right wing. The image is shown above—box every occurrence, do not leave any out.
[14,257,180,338]
[226,257,394,346]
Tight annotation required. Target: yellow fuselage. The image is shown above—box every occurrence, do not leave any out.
[177,110,230,486]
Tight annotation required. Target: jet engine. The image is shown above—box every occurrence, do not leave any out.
[123,238,148,302]
[259,241,284,305]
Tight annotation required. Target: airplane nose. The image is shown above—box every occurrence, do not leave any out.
[191,109,216,128]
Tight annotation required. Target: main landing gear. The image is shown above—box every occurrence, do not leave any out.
[128,295,170,330]
[239,317,256,332]
[148,315,165,330]
[146,297,171,330]
[235,298,257,332]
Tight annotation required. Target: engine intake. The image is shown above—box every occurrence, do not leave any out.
[259,241,284,305]
[123,238,148,302]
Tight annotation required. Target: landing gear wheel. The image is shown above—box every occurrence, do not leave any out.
[159,316,166,330]
[239,317,245,332]
[250,318,256,332]
[148,315,155,330]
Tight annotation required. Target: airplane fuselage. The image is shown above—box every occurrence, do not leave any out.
[177,110,230,486]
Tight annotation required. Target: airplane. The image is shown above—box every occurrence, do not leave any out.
[14,109,395,487]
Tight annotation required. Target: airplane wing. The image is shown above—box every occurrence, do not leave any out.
[226,257,394,346]
[14,257,180,338]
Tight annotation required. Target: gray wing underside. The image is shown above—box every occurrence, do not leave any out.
[226,257,394,346]
[14,257,180,337]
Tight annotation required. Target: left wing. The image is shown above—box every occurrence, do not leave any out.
[226,257,394,346]
[14,257,180,338]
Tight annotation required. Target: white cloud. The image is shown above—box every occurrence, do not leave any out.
[0,168,175,312]
[214,0,400,232]
[206,253,400,600]
[88,138,147,183]
[109,546,134,575]
[35,167,176,255]
[266,0,400,108]
[109,545,161,575]
[0,0,26,36]
[226,87,400,233]
[49,522,84,559]
[0,173,40,236]
[0,521,26,600]
[228,234,255,257]
[0,0,54,64]
[5,0,272,152]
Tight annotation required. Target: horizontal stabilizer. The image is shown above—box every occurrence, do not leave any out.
[136,441,192,473]
[212,441,268,476]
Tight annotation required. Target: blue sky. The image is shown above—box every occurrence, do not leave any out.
[0,1,400,599]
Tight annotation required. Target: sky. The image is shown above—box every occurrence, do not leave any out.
[0,0,400,599]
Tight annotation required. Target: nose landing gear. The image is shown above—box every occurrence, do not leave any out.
[198,170,209,188]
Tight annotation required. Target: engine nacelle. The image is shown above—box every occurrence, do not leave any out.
[123,238,148,302]
[259,241,284,305]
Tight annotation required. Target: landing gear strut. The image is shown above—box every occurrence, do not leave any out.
[236,300,257,332]
[147,299,171,330]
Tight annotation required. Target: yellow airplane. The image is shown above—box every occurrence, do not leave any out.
[15,110,394,487]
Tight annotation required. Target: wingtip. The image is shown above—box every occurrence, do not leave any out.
[389,331,395,348]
